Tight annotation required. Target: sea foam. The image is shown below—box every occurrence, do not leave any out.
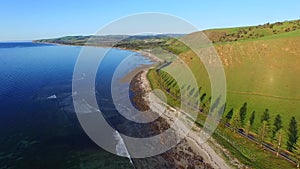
[114,130,134,166]
[47,94,57,99]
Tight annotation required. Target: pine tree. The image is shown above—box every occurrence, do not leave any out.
[232,113,241,132]
[225,108,234,124]
[211,96,221,113]
[287,116,298,152]
[261,109,270,123]
[249,111,256,128]
[275,129,284,157]
[245,120,251,135]
[218,103,226,117]
[239,102,248,126]
[272,114,283,140]
[194,87,201,98]
[200,93,206,102]
[218,104,226,128]
[223,103,227,113]
[259,120,269,147]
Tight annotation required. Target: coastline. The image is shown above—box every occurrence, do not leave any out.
[132,69,233,169]
[34,41,237,168]
[32,41,162,63]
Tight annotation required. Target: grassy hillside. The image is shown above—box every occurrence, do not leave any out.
[158,20,300,131]
[146,20,300,168]
[204,19,300,43]
[215,35,300,131]
[146,19,300,143]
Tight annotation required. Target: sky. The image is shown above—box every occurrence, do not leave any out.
[1,0,299,41]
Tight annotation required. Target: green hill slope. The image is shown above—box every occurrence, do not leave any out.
[204,19,300,43]
[164,20,300,132]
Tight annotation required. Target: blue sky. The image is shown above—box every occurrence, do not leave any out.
[1,0,299,41]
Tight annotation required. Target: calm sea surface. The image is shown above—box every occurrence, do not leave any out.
[0,42,153,169]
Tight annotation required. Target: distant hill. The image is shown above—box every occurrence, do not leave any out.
[34,20,300,46]
[203,19,300,43]
[33,34,185,49]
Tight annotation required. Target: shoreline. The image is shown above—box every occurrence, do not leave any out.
[32,41,163,63]
[35,41,237,168]
[134,69,233,169]
[130,70,213,168]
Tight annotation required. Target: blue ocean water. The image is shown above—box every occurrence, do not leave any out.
[0,42,153,169]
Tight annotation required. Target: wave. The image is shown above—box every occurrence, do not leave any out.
[114,130,134,166]
[47,94,57,99]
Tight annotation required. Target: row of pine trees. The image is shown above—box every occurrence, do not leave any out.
[154,69,300,166]
[224,102,299,155]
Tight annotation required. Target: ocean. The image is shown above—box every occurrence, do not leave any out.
[0,42,153,169]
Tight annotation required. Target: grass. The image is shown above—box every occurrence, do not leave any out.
[147,69,181,107]
[147,68,296,169]
[164,29,300,139]
[212,127,295,169]
[148,30,300,133]
[149,70,297,168]
[217,36,300,131]
[146,19,300,168]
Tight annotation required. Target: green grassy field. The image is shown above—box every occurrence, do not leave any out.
[158,20,300,132]
[146,19,300,168]
[147,68,297,169]
[216,35,300,130]
[203,114,296,169]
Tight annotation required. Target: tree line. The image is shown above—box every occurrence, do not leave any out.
[224,102,300,164]
[154,69,300,166]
